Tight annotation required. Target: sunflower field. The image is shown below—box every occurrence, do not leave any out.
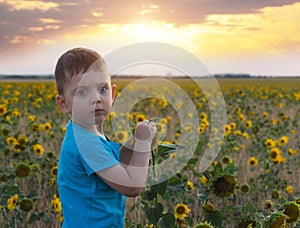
[0,77,299,228]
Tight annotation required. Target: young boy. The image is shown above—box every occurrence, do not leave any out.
[54,47,156,227]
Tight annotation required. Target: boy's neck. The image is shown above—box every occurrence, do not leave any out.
[72,120,104,137]
[96,124,104,137]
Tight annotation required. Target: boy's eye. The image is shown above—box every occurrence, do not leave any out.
[76,89,87,96]
[99,86,107,93]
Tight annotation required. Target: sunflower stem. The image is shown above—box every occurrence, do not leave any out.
[151,148,156,179]
[199,199,208,222]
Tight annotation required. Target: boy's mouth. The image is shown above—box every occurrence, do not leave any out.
[94,108,104,115]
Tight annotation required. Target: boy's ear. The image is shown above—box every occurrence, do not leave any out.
[111,84,116,101]
[56,95,71,114]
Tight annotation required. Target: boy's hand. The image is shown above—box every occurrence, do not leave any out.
[134,120,156,143]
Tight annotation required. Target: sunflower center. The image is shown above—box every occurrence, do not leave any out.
[270,151,278,159]
[176,206,185,215]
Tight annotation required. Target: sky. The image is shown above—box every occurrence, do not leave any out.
[0,0,300,76]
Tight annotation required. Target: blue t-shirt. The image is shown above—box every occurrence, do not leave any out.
[57,121,126,227]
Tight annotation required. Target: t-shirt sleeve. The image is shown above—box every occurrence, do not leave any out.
[75,132,120,176]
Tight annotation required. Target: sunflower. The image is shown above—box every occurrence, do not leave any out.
[244,120,252,128]
[281,202,300,223]
[32,144,44,156]
[38,124,45,131]
[288,148,297,156]
[27,115,35,122]
[238,219,256,228]
[281,115,288,121]
[52,194,62,213]
[56,212,64,222]
[174,203,190,220]
[203,203,215,212]
[184,125,193,133]
[264,211,287,228]
[13,141,22,153]
[211,174,237,198]
[269,147,281,161]
[159,99,168,108]
[20,198,33,212]
[50,165,58,178]
[31,124,40,132]
[211,161,218,167]
[17,134,28,146]
[114,130,129,144]
[200,112,208,120]
[242,132,249,139]
[155,122,166,134]
[272,190,280,199]
[235,107,241,114]
[7,194,18,211]
[248,157,258,167]
[279,136,288,146]
[230,122,236,130]
[1,128,9,136]
[285,185,294,194]
[11,109,20,117]
[200,175,208,185]
[274,155,285,164]
[263,200,273,210]
[221,156,232,164]
[0,104,7,116]
[224,124,231,135]
[186,181,195,190]
[240,183,250,193]
[43,122,52,131]
[6,136,16,145]
[194,221,215,228]
[135,113,146,123]
[264,138,276,148]
[15,162,31,178]
[239,114,245,121]
[198,126,205,134]
[262,112,269,118]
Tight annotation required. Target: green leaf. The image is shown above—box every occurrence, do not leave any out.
[213,162,223,177]
[145,202,164,225]
[167,176,184,191]
[204,209,223,227]
[129,203,136,212]
[28,211,44,224]
[242,201,256,214]
[149,117,162,123]
[187,157,198,165]
[198,189,211,201]
[158,212,175,228]
[224,162,239,174]
[142,190,157,201]
[151,179,168,197]
[2,185,20,195]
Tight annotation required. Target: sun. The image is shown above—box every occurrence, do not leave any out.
[121,22,179,41]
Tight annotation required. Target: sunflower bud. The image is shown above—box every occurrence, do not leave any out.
[15,162,31,178]
[20,198,33,212]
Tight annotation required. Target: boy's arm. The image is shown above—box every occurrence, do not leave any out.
[119,136,134,166]
[96,121,156,197]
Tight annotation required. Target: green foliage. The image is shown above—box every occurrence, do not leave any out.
[1,79,300,227]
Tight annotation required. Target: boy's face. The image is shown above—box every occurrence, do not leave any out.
[58,70,116,130]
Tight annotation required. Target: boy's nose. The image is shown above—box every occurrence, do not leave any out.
[91,92,101,103]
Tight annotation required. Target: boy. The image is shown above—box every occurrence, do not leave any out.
[54,47,156,227]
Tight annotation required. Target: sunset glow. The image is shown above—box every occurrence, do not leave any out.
[0,0,299,75]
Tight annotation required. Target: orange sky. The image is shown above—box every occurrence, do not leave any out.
[0,0,299,76]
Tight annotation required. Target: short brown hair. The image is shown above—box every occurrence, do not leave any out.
[54,47,106,95]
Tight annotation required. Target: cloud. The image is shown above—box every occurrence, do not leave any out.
[0,0,299,56]
[0,0,58,11]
